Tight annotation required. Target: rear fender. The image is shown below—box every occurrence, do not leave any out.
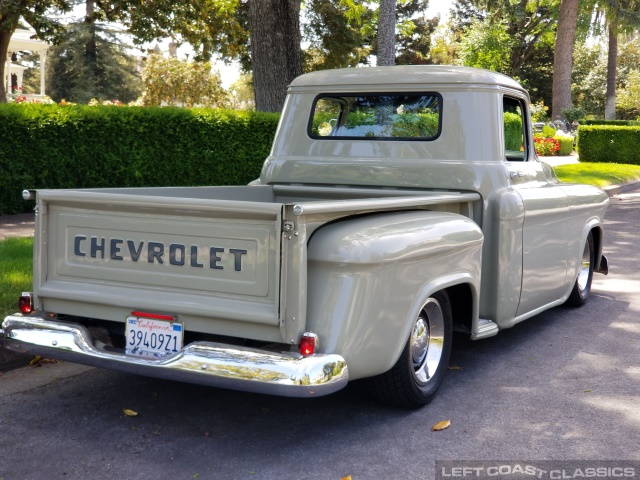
[586,222,607,274]
[305,210,483,380]
[562,219,605,300]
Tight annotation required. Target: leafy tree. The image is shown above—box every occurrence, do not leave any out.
[450,0,487,30]
[454,0,559,74]
[616,68,640,117]
[124,0,298,112]
[516,32,555,106]
[429,23,461,65]
[302,0,374,71]
[593,0,640,119]
[395,0,439,65]
[0,0,196,103]
[3,1,451,111]
[571,41,608,116]
[453,0,559,106]
[46,21,142,103]
[141,54,227,107]
[228,73,255,110]
[571,36,640,117]
[458,18,514,72]
[96,0,250,65]
[304,0,439,70]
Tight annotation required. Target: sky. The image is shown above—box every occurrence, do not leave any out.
[425,0,452,21]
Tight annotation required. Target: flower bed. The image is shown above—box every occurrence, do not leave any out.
[534,137,560,156]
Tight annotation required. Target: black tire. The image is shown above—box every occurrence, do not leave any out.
[368,290,453,408]
[565,232,594,307]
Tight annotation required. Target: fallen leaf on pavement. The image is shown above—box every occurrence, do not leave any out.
[29,356,42,366]
[432,420,451,431]
[123,408,138,417]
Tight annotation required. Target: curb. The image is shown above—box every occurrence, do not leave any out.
[0,347,32,374]
[604,180,640,197]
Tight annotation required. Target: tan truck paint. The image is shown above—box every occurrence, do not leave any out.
[2,66,608,406]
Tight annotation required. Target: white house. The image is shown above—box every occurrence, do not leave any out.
[3,28,50,99]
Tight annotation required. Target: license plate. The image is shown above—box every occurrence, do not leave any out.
[125,316,184,358]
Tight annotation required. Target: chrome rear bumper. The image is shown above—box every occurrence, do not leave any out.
[1,315,349,398]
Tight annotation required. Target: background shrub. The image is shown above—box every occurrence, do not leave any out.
[577,125,640,164]
[580,119,640,126]
[542,125,557,138]
[561,107,584,124]
[0,104,279,215]
[504,112,522,151]
[554,135,574,156]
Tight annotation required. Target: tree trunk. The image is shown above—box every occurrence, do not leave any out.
[0,16,20,103]
[605,15,618,120]
[249,0,302,112]
[551,0,579,120]
[377,0,397,66]
[85,0,97,68]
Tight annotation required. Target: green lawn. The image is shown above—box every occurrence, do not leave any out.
[553,162,640,188]
[0,237,33,318]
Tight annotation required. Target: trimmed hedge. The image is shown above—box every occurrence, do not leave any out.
[504,112,523,151]
[581,119,640,126]
[0,104,279,215]
[577,125,640,164]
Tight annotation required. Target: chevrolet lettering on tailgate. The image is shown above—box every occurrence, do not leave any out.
[73,235,248,271]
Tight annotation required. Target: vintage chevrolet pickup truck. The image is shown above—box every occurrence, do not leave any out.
[1,66,609,408]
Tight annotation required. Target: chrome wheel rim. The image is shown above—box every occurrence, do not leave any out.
[410,298,445,385]
[577,239,591,293]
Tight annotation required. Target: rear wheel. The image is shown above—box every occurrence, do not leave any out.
[566,232,594,307]
[368,290,452,408]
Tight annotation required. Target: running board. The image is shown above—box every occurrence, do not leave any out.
[472,318,499,340]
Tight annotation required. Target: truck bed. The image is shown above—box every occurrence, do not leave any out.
[32,185,481,344]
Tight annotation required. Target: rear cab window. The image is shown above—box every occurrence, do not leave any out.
[309,93,442,141]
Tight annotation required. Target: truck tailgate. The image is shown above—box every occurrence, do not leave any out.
[34,189,284,336]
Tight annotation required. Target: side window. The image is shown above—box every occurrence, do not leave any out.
[503,96,527,161]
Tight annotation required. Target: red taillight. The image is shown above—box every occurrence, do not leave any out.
[299,332,318,356]
[19,292,33,314]
[130,311,175,321]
